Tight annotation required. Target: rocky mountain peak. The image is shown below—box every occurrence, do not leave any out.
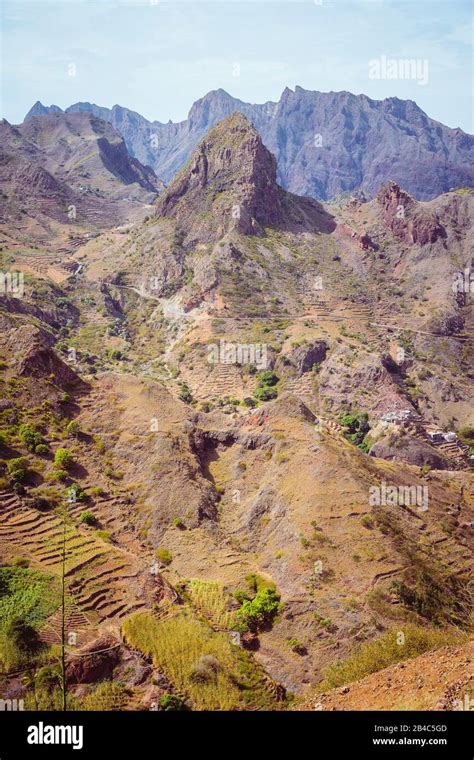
[187,89,248,129]
[155,112,287,241]
[24,100,62,120]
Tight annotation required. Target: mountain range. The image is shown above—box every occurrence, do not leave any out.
[0,95,472,714]
[25,87,474,201]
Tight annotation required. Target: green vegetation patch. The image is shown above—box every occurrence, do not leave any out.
[0,566,59,671]
[0,566,58,634]
[254,370,279,402]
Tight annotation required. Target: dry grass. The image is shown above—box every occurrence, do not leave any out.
[187,579,236,629]
[122,610,264,710]
[319,624,467,691]
[81,682,131,711]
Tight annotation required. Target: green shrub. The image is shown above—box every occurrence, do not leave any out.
[392,572,451,624]
[7,457,28,473]
[7,457,28,482]
[234,587,281,633]
[458,426,474,445]
[54,448,73,469]
[287,637,305,654]
[31,664,64,710]
[340,411,370,446]
[254,385,278,401]
[358,435,373,454]
[172,518,185,529]
[178,384,193,403]
[155,548,173,565]
[257,370,279,387]
[233,588,251,604]
[253,370,279,402]
[6,617,41,656]
[34,443,49,456]
[66,420,80,438]
[18,424,43,451]
[245,573,275,594]
[159,693,186,711]
[0,566,57,642]
[314,614,333,629]
[79,510,97,526]
[48,469,68,482]
[67,483,86,503]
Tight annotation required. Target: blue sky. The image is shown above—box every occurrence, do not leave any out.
[1,0,473,130]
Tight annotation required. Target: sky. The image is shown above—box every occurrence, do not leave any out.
[1,0,473,131]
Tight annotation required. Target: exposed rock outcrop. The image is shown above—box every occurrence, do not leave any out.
[370,434,451,469]
[66,635,120,684]
[2,324,82,385]
[377,181,445,245]
[281,340,328,376]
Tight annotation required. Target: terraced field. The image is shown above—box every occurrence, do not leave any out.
[0,488,151,641]
[11,250,81,283]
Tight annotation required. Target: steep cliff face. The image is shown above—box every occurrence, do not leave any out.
[26,87,474,200]
[260,88,474,200]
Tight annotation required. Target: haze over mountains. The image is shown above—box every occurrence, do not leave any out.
[25,87,474,201]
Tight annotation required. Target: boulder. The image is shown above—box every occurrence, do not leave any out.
[370,434,451,469]
[283,340,328,376]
